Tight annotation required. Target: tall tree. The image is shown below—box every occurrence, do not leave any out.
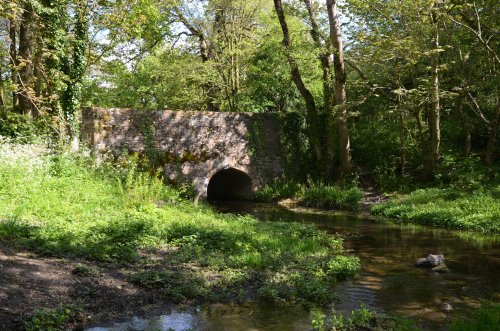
[326,0,352,177]
[17,2,36,116]
[273,0,323,170]
[425,0,442,178]
[9,14,19,111]
[302,0,336,176]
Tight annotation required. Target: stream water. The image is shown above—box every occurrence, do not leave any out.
[88,202,500,331]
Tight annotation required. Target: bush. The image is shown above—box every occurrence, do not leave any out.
[0,111,50,141]
[435,154,493,191]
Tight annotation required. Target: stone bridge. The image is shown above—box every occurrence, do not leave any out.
[81,108,283,200]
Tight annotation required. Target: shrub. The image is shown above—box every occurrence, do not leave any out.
[0,112,50,141]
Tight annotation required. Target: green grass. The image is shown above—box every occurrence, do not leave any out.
[372,187,500,233]
[449,303,500,331]
[311,303,500,331]
[23,305,83,331]
[0,141,359,305]
[255,179,363,211]
[311,305,420,331]
[254,178,301,202]
[297,183,363,211]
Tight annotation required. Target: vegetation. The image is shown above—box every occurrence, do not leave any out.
[372,186,500,233]
[449,303,500,331]
[0,0,499,328]
[256,179,363,211]
[311,305,420,331]
[0,139,359,306]
[23,305,83,331]
[1,0,497,183]
[298,183,363,211]
[311,304,500,331]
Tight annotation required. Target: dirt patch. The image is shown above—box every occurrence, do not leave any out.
[360,191,391,211]
[278,193,391,213]
[0,243,171,330]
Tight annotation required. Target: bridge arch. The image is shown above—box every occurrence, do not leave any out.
[206,167,253,201]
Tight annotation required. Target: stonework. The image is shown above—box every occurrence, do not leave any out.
[81,108,283,198]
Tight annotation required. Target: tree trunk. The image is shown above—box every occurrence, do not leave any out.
[326,0,352,178]
[199,31,220,112]
[273,0,323,167]
[0,71,5,108]
[396,90,407,170]
[457,96,471,156]
[9,17,19,111]
[18,3,36,116]
[485,106,499,167]
[303,0,335,177]
[425,2,441,179]
[33,47,43,117]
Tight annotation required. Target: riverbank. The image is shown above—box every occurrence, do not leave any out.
[0,140,359,329]
[371,187,500,234]
[265,180,499,235]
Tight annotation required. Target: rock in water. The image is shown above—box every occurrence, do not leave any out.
[432,263,449,273]
[440,302,454,312]
[415,254,445,267]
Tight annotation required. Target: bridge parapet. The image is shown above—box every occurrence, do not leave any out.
[81,107,283,199]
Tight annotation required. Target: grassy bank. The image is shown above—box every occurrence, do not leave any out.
[310,303,500,331]
[0,138,359,307]
[256,179,363,211]
[372,187,500,234]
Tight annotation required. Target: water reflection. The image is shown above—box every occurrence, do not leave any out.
[86,304,311,331]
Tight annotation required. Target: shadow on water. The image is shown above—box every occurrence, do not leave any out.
[88,201,500,330]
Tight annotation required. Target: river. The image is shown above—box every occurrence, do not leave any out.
[88,202,500,331]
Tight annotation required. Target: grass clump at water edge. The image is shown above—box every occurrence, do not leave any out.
[449,303,500,331]
[0,138,360,306]
[311,305,420,331]
[372,187,500,233]
[255,178,363,211]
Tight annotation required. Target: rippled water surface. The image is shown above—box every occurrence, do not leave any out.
[88,202,500,330]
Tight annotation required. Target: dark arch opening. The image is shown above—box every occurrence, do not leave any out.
[207,168,253,201]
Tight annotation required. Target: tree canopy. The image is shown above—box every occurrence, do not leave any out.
[0,0,498,183]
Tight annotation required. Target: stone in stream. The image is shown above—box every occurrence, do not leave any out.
[431,263,449,274]
[415,254,445,268]
[440,302,454,313]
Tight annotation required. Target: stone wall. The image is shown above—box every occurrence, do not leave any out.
[81,107,283,198]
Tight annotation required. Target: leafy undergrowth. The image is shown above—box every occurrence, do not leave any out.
[297,183,363,211]
[372,187,500,233]
[311,303,500,331]
[0,138,359,306]
[311,305,420,331]
[449,303,500,331]
[23,305,83,331]
[255,179,363,211]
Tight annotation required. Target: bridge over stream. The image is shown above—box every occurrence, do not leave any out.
[82,108,283,200]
